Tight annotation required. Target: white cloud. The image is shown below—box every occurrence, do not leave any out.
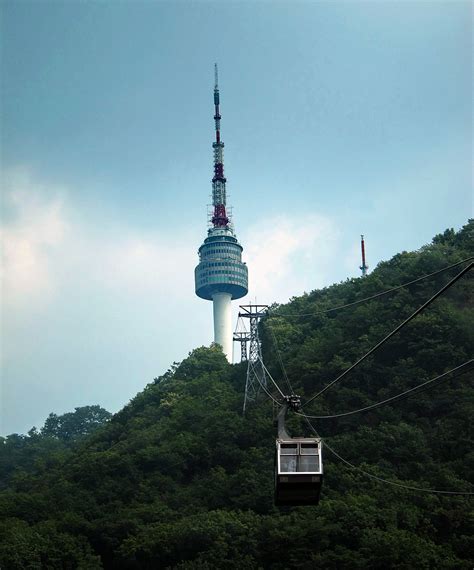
[1,169,69,304]
[241,214,341,304]
[92,234,195,296]
[1,168,195,307]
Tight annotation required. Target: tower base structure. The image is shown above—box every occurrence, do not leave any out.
[213,292,233,361]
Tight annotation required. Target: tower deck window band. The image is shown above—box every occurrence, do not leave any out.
[275,438,323,506]
[195,238,248,300]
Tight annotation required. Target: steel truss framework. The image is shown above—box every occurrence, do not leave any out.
[239,304,269,413]
[233,331,251,361]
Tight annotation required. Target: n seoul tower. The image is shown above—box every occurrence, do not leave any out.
[195,65,248,361]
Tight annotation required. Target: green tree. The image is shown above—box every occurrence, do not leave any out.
[41,405,112,442]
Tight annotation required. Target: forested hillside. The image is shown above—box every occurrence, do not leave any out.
[1,221,473,569]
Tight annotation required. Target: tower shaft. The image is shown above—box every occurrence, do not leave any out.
[212,292,233,360]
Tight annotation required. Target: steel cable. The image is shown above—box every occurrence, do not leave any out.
[298,360,474,419]
[248,359,283,406]
[302,417,474,496]
[303,261,473,407]
[268,256,473,319]
[267,324,294,395]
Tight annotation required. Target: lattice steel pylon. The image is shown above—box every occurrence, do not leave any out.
[233,316,251,361]
[239,304,268,413]
[233,332,251,361]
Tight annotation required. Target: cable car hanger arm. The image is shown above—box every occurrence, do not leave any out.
[276,395,302,439]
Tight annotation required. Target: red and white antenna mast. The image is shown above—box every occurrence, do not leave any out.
[211,63,229,227]
[360,234,369,277]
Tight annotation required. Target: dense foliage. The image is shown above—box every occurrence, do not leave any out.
[1,221,473,569]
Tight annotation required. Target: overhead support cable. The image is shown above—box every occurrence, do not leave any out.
[267,324,294,395]
[258,357,287,400]
[269,257,473,319]
[249,359,282,406]
[323,439,474,496]
[301,417,474,496]
[298,360,473,419]
[303,261,473,407]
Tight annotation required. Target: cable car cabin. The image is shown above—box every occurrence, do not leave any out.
[275,438,323,506]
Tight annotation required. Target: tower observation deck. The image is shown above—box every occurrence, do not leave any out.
[195,65,248,361]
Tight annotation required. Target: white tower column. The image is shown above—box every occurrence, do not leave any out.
[212,292,233,362]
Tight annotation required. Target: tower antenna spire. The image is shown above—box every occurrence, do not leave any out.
[211,63,228,227]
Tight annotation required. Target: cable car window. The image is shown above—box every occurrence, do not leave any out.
[300,444,319,455]
[299,455,320,472]
[280,443,298,454]
[280,455,298,472]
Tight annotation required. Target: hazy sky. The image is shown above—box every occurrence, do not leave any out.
[1,1,471,435]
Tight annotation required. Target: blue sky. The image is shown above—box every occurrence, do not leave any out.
[1,1,471,435]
